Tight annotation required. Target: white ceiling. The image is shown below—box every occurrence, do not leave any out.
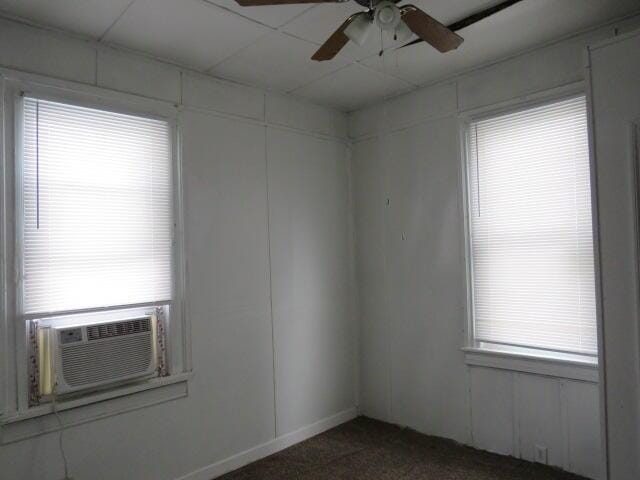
[1,0,639,111]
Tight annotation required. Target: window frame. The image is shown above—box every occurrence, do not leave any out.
[459,86,600,372]
[0,72,191,427]
[17,95,174,318]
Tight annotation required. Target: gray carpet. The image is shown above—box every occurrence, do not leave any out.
[218,417,587,480]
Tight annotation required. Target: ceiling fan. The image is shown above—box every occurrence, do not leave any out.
[233,0,523,61]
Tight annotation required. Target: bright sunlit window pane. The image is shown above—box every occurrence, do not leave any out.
[467,96,597,356]
[21,98,172,314]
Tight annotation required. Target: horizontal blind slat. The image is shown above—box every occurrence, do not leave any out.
[22,98,173,314]
[468,96,597,356]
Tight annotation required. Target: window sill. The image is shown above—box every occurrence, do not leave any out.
[0,372,193,444]
[462,347,598,383]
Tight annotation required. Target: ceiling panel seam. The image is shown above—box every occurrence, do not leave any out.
[203,29,335,73]
[287,61,417,98]
[356,59,420,87]
[203,30,273,73]
[97,0,136,42]
[286,63,353,94]
[197,4,322,72]
[200,0,277,29]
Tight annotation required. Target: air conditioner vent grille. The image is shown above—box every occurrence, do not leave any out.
[61,334,153,387]
[87,318,151,341]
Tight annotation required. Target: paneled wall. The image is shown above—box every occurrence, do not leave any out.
[350,14,640,480]
[267,129,354,436]
[352,110,604,478]
[587,30,640,480]
[0,18,355,480]
[470,368,600,478]
[2,9,639,480]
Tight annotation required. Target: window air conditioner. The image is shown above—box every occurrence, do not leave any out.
[38,316,158,396]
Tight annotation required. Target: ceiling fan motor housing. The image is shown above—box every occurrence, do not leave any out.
[374,1,401,31]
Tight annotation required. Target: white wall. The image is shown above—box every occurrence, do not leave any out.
[0,18,356,480]
[587,30,640,480]
[2,10,638,480]
[350,14,640,480]
[266,129,355,435]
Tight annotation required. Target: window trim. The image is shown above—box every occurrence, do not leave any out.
[462,347,598,383]
[458,84,600,370]
[1,372,193,444]
[0,72,191,425]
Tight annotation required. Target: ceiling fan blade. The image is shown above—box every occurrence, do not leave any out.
[312,13,366,61]
[399,0,523,49]
[235,0,342,5]
[399,5,463,53]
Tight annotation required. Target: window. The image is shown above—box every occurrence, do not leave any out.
[21,98,172,314]
[466,96,597,360]
[17,96,176,407]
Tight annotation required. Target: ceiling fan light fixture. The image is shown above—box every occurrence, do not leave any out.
[394,19,413,43]
[344,13,373,47]
[374,1,401,31]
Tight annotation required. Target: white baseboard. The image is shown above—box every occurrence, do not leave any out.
[176,407,358,480]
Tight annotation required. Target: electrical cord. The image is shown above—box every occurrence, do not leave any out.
[51,385,72,480]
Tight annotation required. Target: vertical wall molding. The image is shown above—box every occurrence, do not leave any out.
[560,381,571,471]
[511,372,520,459]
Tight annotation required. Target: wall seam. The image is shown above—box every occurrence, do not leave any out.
[512,372,521,458]
[560,380,571,471]
[345,143,360,413]
[263,124,278,438]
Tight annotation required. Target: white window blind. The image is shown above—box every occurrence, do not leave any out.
[21,98,172,315]
[467,96,597,356]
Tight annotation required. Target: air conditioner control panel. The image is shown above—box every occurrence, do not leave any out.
[60,328,83,344]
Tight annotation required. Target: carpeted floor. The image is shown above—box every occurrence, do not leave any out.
[218,417,588,480]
